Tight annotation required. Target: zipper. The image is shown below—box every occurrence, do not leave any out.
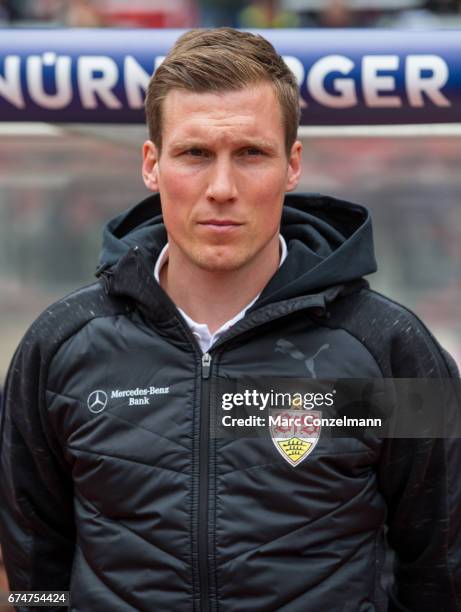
[201,352,211,379]
[199,352,212,611]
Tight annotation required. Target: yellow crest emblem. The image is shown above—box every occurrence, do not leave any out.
[269,409,321,466]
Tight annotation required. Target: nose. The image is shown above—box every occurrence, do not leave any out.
[205,155,238,203]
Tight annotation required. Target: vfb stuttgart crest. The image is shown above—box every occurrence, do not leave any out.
[269,409,321,467]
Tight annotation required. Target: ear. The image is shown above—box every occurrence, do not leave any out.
[285,139,303,193]
[142,140,160,192]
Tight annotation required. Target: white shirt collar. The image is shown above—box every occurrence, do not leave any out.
[154,234,287,353]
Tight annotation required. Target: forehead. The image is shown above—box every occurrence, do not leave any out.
[161,83,285,146]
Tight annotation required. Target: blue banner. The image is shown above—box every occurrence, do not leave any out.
[0,28,459,125]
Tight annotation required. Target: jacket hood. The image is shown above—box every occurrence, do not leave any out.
[98,192,376,307]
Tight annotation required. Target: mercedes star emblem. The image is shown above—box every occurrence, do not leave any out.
[87,390,108,413]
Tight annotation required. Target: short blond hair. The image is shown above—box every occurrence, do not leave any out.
[145,27,300,157]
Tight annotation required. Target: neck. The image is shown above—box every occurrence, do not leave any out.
[160,236,280,334]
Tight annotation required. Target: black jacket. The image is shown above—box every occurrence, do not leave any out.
[0,193,460,612]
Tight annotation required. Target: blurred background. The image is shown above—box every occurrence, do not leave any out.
[1,0,461,599]
[0,0,461,28]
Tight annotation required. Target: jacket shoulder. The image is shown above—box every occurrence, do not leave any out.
[15,280,129,363]
[327,287,459,378]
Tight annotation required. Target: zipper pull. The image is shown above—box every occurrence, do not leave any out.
[202,352,212,379]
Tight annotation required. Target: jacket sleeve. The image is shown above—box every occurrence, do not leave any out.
[378,339,461,611]
[0,327,75,611]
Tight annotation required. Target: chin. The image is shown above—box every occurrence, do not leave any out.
[192,248,251,273]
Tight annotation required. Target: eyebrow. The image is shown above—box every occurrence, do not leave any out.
[168,138,278,154]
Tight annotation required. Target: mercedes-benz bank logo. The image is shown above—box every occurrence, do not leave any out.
[87,390,108,413]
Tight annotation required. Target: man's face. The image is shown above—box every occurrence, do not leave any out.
[142,82,302,274]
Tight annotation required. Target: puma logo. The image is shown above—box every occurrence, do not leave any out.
[275,339,329,378]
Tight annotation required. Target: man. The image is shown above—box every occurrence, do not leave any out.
[0,27,460,612]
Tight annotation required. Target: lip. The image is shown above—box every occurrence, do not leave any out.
[198,219,242,226]
[197,219,243,233]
